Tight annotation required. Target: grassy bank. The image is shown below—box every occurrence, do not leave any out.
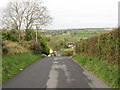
[2,53,43,82]
[72,54,119,88]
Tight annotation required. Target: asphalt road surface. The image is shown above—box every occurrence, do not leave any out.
[3,56,111,88]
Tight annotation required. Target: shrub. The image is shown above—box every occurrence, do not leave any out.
[31,42,42,55]
[24,30,50,55]
[39,39,50,55]
[61,50,73,56]
[19,40,32,50]
[2,47,9,54]
[2,40,29,55]
[2,29,50,55]
[49,38,66,51]
[2,30,19,42]
[24,29,36,41]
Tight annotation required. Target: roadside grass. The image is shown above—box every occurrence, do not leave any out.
[2,52,43,82]
[72,54,119,88]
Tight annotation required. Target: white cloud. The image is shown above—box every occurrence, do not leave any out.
[0,0,119,29]
[0,0,9,8]
[43,0,119,29]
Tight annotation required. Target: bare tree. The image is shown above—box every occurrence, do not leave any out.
[1,2,27,41]
[1,0,52,41]
[24,1,52,30]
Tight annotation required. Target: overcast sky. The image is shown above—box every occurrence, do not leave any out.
[0,0,119,29]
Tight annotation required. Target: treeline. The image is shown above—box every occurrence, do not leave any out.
[75,28,120,63]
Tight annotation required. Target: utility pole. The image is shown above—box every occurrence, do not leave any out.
[35,24,38,42]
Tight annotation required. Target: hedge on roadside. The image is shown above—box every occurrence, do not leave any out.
[75,28,120,63]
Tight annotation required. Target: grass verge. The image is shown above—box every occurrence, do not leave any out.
[2,52,43,82]
[72,54,119,88]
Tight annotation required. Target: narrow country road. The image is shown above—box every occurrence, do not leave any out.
[3,57,111,88]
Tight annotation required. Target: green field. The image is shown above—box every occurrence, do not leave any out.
[50,28,112,41]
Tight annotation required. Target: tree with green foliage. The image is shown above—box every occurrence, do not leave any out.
[40,39,50,55]
[49,38,66,51]
[26,30,50,55]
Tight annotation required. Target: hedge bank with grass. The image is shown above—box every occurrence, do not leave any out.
[2,40,45,82]
[2,30,50,82]
[2,53,42,82]
[72,28,120,88]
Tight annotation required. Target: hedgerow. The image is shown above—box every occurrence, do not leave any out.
[75,28,120,63]
[74,28,120,88]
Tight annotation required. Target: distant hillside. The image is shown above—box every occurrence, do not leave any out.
[39,28,113,42]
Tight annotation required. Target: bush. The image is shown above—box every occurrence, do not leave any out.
[2,47,9,54]
[61,50,73,56]
[19,40,32,50]
[24,29,36,41]
[2,30,19,42]
[39,39,50,55]
[2,29,50,55]
[49,38,66,51]
[24,30,50,55]
[2,40,29,55]
[31,41,42,55]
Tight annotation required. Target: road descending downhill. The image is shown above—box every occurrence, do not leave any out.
[3,57,111,88]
